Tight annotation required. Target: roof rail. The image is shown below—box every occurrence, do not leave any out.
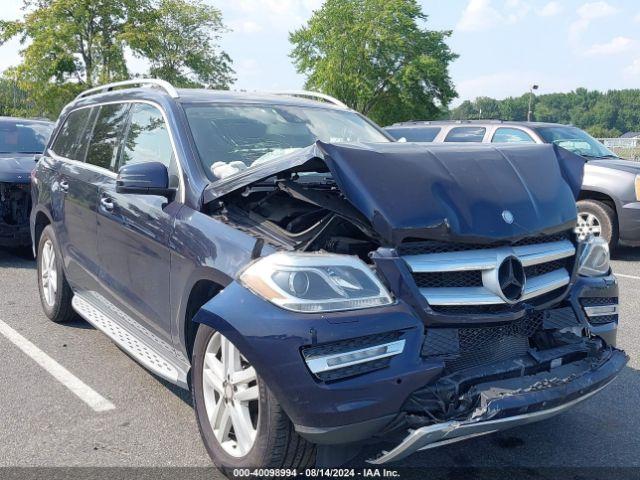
[391,119,507,126]
[75,79,179,101]
[270,90,348,109]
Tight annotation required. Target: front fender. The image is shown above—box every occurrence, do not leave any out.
[192,282,439,429]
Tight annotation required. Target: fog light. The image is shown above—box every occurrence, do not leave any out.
[305,340,405,374]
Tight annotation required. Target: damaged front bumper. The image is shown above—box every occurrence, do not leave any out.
[0,181,31,247]
[0,222,31,247]
[368,340,627,464]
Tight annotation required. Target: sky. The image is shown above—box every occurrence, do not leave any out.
[1,0,640,106]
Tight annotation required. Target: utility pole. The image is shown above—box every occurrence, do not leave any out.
[528,84,539,122]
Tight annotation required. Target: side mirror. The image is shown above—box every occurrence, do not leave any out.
[116,161,174,197]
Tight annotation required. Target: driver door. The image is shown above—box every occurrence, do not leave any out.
[96,103,181,345]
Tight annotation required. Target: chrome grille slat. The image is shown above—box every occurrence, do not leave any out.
[419,270,570,306]
[402,238,575,308]
[403,240,575,273]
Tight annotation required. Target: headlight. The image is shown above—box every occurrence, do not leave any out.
[239,252,394,313]
[578,236,610,277]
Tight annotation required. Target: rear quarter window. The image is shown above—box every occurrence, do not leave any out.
[444,127,486,143]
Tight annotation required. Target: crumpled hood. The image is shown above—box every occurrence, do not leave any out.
[319,142,584,244]
[0,154,37,183]
[205,141,584,245]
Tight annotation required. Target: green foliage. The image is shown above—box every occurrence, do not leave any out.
[123,0,234,88]
[290,0,457,125]
[449,88,640,138]
[0,0,233,118]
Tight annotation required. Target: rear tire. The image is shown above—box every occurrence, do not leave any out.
[191,325,315,476]
[576,200,618,249]
[37,225,76,323]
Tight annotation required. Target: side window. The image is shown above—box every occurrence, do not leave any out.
[492,128,535,144]
[444,127,486,143]
[386,127,441,142]
[86,104,130,172]
[120,103,178,187]
[50,108,93,161]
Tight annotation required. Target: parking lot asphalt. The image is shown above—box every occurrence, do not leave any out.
[0,247,639,476]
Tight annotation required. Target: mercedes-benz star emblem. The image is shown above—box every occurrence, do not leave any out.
[502,210,515,225]
[498,256,526,302]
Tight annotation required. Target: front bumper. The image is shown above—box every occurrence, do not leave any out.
[193,273,622,448]
[369,342,627,463]
[0,223,31,247]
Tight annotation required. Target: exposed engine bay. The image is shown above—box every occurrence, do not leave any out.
[212,173,382,261]
[0,182,31,247]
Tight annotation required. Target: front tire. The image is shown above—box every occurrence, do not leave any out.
[37,225,76,323]
[191,325,315,475]
[576,200,618,249]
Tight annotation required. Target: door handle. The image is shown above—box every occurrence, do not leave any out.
[59,179,69,193]
[100,196,115,212]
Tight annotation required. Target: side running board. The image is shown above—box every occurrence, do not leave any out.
[72,293,190,388]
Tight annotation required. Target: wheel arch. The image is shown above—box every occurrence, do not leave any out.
[179,273,229,362]
[578,190,618,215]
[32,209,53,256]
[577,190,620,234]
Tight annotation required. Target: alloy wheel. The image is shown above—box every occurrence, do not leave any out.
[41,239,57,307]
[575,212,602,241]
[202,332,259,457]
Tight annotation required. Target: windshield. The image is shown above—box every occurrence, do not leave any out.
[184,104,390,180]
[535,126,616,158]
[0,120,53,154]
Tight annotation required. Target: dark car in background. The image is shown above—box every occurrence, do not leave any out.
[385,120,640,249]
[0,117,54,247]
[31,80,625,475]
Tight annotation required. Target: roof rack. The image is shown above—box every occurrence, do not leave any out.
[270,90,348,109]
[391,119,506,126]
[75,79,179,101]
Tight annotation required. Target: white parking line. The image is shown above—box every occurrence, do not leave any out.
[615,273,640,281]
[0,319,115,412]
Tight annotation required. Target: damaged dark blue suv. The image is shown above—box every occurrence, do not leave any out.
[31,79,627,474]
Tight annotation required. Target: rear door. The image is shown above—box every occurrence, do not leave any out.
[96,102,180,344]
[47,106,101,290]
[63,103,130,291]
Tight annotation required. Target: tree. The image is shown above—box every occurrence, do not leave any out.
[123,0,234,88]
[448,88,640,137]
[290,0,457,125]
[0,0,233,118]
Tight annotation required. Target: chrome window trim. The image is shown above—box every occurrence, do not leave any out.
[48,151,117,179]
[49,99,186,203]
